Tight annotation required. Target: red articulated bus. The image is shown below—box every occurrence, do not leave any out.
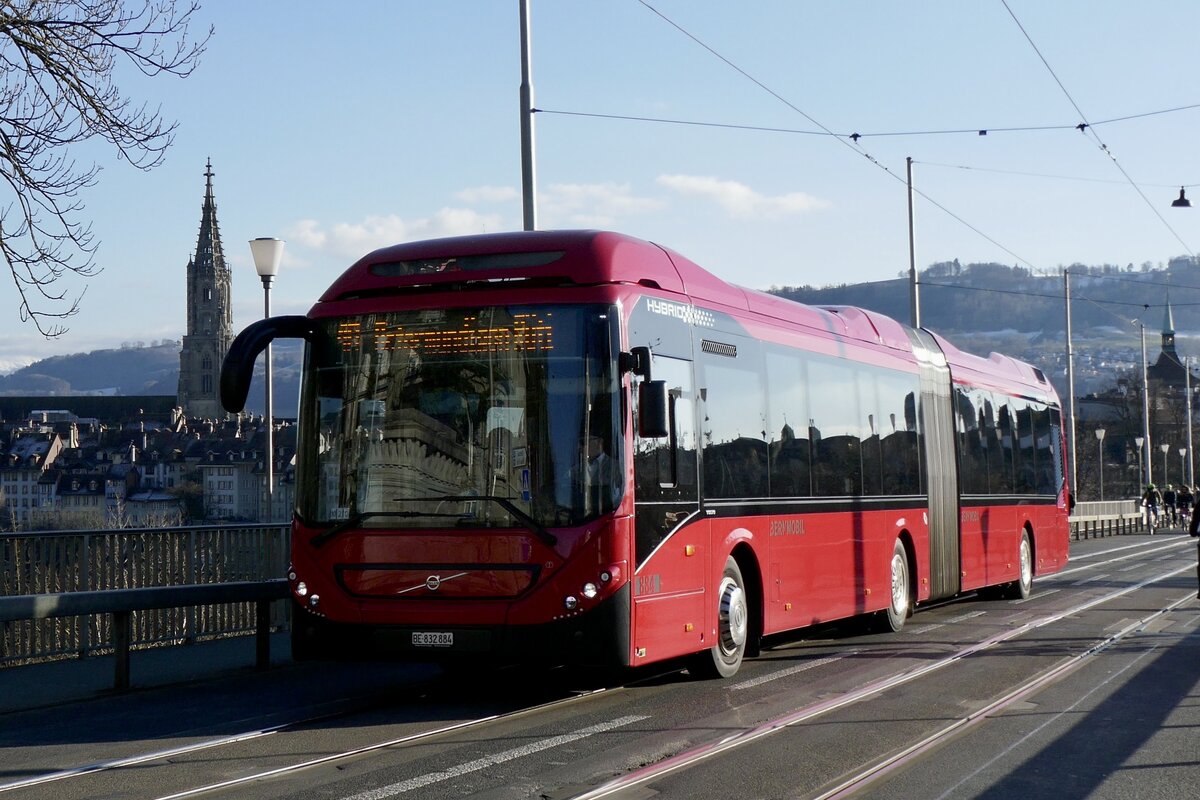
[221,230,1070,678]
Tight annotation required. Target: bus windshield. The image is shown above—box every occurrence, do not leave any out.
[295,304,622,531]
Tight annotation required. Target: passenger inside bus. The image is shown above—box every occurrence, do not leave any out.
[576,433,615,515]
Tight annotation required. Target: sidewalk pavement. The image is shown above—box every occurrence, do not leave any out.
[0,632,294,715]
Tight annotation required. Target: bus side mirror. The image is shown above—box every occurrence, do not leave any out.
[623,346,653,379]
[220,315,316,413]
[638,380,669,438]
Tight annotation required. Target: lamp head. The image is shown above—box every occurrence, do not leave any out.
[249,238,285,278]
[1171,187,1191,208]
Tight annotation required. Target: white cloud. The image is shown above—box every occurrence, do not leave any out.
[289,219,328,249]
[540,182,664,228]
[457,185,519,204]
[287,208,505,261]
[656,174,828,219]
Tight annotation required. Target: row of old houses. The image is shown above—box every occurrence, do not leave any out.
[0,407,295,530]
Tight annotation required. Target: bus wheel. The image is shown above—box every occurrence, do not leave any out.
[689,556,748,679]
[883,539,911,632]
[1004,532,1033,600]
[290,603,334,661]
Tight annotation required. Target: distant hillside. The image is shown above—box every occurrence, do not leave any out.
[0,341,301,417]
[773,256,1199,335]
[0,343,180,396]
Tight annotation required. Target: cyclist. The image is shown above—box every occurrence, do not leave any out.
[1163,484,1177,526]
[1141,483,1162,533]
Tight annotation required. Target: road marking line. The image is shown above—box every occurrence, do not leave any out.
[731,655,847,690]
[344,715,648,799]
[1013,588,1059,604]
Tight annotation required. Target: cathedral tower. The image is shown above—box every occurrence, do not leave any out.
[177,159,233,419]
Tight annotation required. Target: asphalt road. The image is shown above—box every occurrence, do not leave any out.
[2,532,1197,800]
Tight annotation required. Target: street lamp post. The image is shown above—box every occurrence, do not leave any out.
[1169,194,1195,487]
[1135,436,1145,494]
[1141,322,1154,486]
[1161,443,1171,486]
[1095,428,1106,502]
[1187,356,1195,488]
[1180,448,1187,490]
[249,237,285,522]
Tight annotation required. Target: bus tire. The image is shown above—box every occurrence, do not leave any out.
[688,556,748,679]
[1003,532,1033,600]
[290,604,331,661]
[882,539,911,633]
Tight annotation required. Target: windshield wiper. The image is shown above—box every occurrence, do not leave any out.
[436,495,557,546]
[310,511,368,547]
[309,498,557,548]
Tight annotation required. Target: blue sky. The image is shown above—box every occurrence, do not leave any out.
[4,0,1200,371]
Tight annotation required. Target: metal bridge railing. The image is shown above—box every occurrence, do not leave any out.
[1070,499,1145,539]
[0,523,290,666]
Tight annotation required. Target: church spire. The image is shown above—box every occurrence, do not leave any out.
[1161,291,1177,357]
[193,158,225,275]
[178,159,234,419]
[1162,291,1175,337]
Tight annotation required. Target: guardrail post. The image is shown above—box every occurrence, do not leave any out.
[255,599,271,670]
[187,529,197,644]
[80,535,91,658]
[113,610,131,690]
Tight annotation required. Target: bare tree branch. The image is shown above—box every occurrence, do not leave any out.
[0,0,211,336]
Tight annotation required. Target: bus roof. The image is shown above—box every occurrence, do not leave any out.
[317,229,1055,401]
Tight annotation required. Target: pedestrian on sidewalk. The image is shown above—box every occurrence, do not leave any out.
[1190,487,1200,536]
[1178,484,1193,530]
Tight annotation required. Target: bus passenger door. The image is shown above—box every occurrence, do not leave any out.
[631,355,705,663]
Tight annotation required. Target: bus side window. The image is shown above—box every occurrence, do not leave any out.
[633,356,696,502]
[633,355,697,566]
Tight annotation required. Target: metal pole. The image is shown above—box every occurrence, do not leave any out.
[1065,269,1077,499]
[519,0,537,231]
[262,276,274,522]
[1142,322,1153,486]
[1098,434,1104,501]
[1187,356,1194,488]
[907,157,920,328]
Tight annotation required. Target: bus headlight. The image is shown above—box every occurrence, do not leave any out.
[308,594,320,608]
[563,595,579,611]
[582,582,599,599]
[296,581,308,597]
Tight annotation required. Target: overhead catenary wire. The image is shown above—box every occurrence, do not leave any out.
[532,101,1200,145]
[632,0,1044,273]
[1000,0,1194,257]
[539,2,1200,279]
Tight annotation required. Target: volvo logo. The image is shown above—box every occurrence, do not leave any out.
[396,571,469,596]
